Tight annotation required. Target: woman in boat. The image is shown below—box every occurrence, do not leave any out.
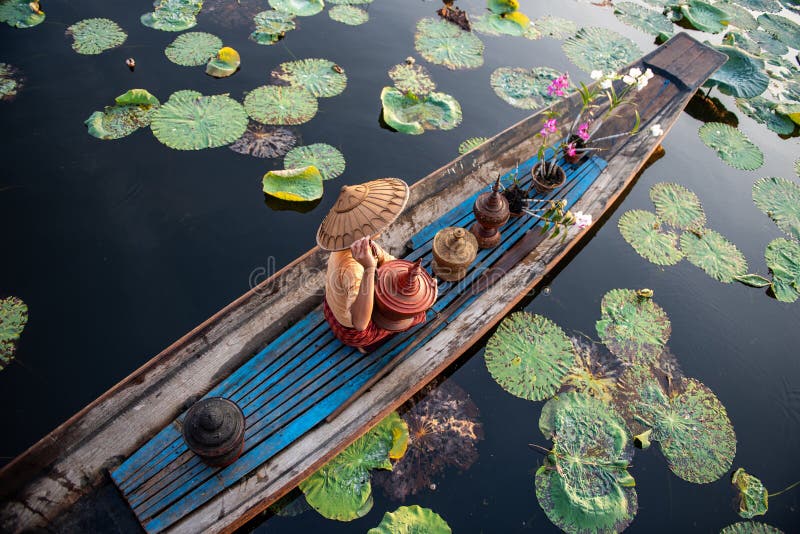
[317,178,426,351]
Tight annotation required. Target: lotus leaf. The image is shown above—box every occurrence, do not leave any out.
[650,182,706,230]
[0,297,28,371]
[273,58,347,98]
[328,0,372,4]
[698,122,763,170]
[563,27,641,74]
[757,14,800,49]
[730,0,781,11]
[536,392,638,534]
[85,100,156,140]
[533,16,577,39]
[613,2,674,37]
[66,18,127,55]
[141,0,202,31]
[596,288,671,363]
[753,177,800,241]
[721,522,784,534]
[748,28,788,56]
[458,137,488,154]
[284,143,345,181]
[561,336,626,402]
[299,412,408,521]
[715,1,757,31]
[115,89,160,107]
[151,92,248,150]
[244,85,318,125]
[642,0,671,6]
[734,273,772,287]
[488,0,518,15]
[722,32,761,55]
[472,13,528,36]
[523,24,542,40]
[251,10,295,45]
[490,66,568,110]
[765,238,800,302]
[388,62,436,96]
[268,0,324,16]
[368,506,451,534]
[262,166,323,201]
[704,45,768,99]
[732,468,768,519]
[677,0,730,33]
[680,229,748,283]
[0,0,44,28]
[484,312,575,401]
[165,32,222,66]
[774,103,800,126]
[0,63,23,101]
[618,210,684,266]
[206,47,240,78]
[380,87,462,135]
[329,5,368,25]
[414,18,484,70]
[229,122,297,158]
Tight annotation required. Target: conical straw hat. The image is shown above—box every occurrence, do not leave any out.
[317,178,410,251]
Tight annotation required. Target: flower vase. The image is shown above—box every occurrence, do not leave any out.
[531,162,566,194]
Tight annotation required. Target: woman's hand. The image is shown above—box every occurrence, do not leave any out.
[351,237,377,269]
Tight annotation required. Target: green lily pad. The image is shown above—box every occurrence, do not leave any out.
[490,66,569,110]
[765,238,800,303]
[722,31,761,55]
[66,18,127,55]
[680,229,748,283]
[328,0,372,3]
[151,91,248,150]
[721,522,784,534]
[757,13,800,50]
[388,62,436,96]
[206,47,240,78]
[115,89,160,107]
[732,468,768,519]
[596,288,671,363]
[244,85,318,125]
[414,18,484,71]
[488,0,519,15]
[715,1,757,31]
[329,5,368,25]
[484,312,575,401]
[523,24,542,40]
[613,2,674,37]
[458,137,488,154]
[368,506,451,534]
[1,297,28,371]
[650,182,706,230]
[0,63,23,101]
[250,10,295,45]
[562,336,626,402]
[748,28,789,56]
[753,177,800,240]
[536,392,638,534]
[86,91,159,140]
[229,122,297,158]
[284,143,345,181]
[0,0,44,28]
[299,412,408,521]
[618,210,684,266]
[677,0,731,33]
[563,27,642,74]
[698,122,764,170]
[380,87,462,135]
[263,166,323,201]
[472,13,528,36]
[736,97,795,135]
[165,32,222,66]
[268,0,323,16]
[141,0,202,31]
[775,103,800,126]
[533,15,577,39]
[273,58,347,98]
[730,0,782,11]
[704,45,769,99]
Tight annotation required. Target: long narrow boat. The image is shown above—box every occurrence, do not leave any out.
[0,33,725,533]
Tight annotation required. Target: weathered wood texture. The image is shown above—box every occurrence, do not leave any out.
[0,33,725,534]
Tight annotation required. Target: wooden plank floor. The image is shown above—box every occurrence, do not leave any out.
[110,151,607,533]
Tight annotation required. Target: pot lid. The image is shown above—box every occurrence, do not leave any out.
[433,227,478,266]
[375,259,437,316]
[183,397,245,456]
[474,178,509,218]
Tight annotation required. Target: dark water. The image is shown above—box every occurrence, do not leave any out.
[1,0,799,532]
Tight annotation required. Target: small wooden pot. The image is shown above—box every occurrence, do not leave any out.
[531,162,566,194]
[432,227,478,281]
[471,178,510,249]
[182,397,245,467]
[564,135,588,165]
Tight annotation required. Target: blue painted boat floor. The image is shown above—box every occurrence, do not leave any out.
[110,152,607,533]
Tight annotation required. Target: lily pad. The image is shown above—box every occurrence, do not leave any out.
[618,210,684,266]
[251,10,295,45]
[753,177,800,241]
[472,13,528,36]
[165,32,222,66]
[613,2,674,37]
[414,18,484,71]
[66,18,127,55]
[722,31,761,55]
[484,312,575,401]
[721,522,784,534]
[151,91,248,150]
[533,16,577,39]
[273,58,347,98]
[775,103,800,126]
[732,468,768,519]
[141,0,202,31]
[329,5,368,25]
[715,1,757,31]
[650,182,706,230]
[757,13,800,50]
[490,66,569,110]
[115,89,160,107]
[677,0,731,33]
[263,166,323,201]
[244,85,318,125]
[229,122,297,158]
[284,143,345,180]
[562,27,642,74]
[206,46,240,78]
[536,392,638,534]
[86,91,159,140]
[765,238,800,303]
[380,87,462,135]
[368,506,451,534]
[704,45,769,99]
[748,28,788,56]
[0,63,23,101]
[299,412,408,521]
[388,62,436,96]
[268,0,324,16]
[698,122,764,170]
[0,0,44,28]
[730,0,782,11]
[680,229,748,283]
[488,0,519,15]
[596,288,671,363]
[561,336,626,402]
[458,137,488,154]
[1,297,28,371]
[736,97,795,135]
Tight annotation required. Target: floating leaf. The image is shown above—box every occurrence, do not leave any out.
[165,32,222,66]
[730,0,782,11]
[250,10,295,45]
[115,89,159,107]
[263,166,323,202]
[722,31,761,55]
[388,62,436,96]
[734,273,772,287]
[561,336,626,402]
[721,522,784,534]
[563,27,642,74]
[472,13,527,36]
[284,143,345,181]
[650,182,706,230]
[380,87,462,135]
[732,468,768,519]
[753,177,800,240]
[458,137,488,154]
[765,238,800,303]
[775,103,800,126]
[596,288,671,363]
[677,0,730,33]
[151,91,248,150]
[299,412,408,521]
[141,0,202,31]
[273,58,347,98]
[86,92,159,140]
[0,63,23,101]
[488,0,519,15]
[680,229,748,283]
[268,0,324,16]
[618,210,684,266]
[244,85,318,125]
[698,122,763,170]
[1,297,28,371]
[66,18,127,55]
[206,46,240,78]
[329,5,368,25]
[704,45,769,99]
[748,28,788,56]
[533,15,577,39]
[757,13,800,50]
[490,66,568,110]
[0,0,44,28]
[368,506,451,534]
[484,312,575,401]
[414,18,484,71]
[613,2,674,37]
[229,122,297,158]
[735,97,795,135]
[716,1,757,31]
[536,392,638,534]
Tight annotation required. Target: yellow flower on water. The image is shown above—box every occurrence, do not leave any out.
[502,11,530,28]
[217,46,240,65]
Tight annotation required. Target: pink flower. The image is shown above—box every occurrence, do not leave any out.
[540,118,558,136]
[566,143,577,158]
[546,73,570,97]
[577,122,590,141]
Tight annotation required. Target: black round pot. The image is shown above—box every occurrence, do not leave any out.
[531,162,566,194]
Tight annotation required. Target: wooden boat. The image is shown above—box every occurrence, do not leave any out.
[0,33,725,534]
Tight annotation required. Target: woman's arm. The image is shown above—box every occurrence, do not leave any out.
[350,237,377,331]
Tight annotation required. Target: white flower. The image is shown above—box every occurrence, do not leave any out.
[628,67,642,78]
[643,68,654,80]
[649,123,663,137]
[590,70,603,80]
[636,68,654,90]
[600,78,613,89]
[574,211,593,229]
[622,74,636,85]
